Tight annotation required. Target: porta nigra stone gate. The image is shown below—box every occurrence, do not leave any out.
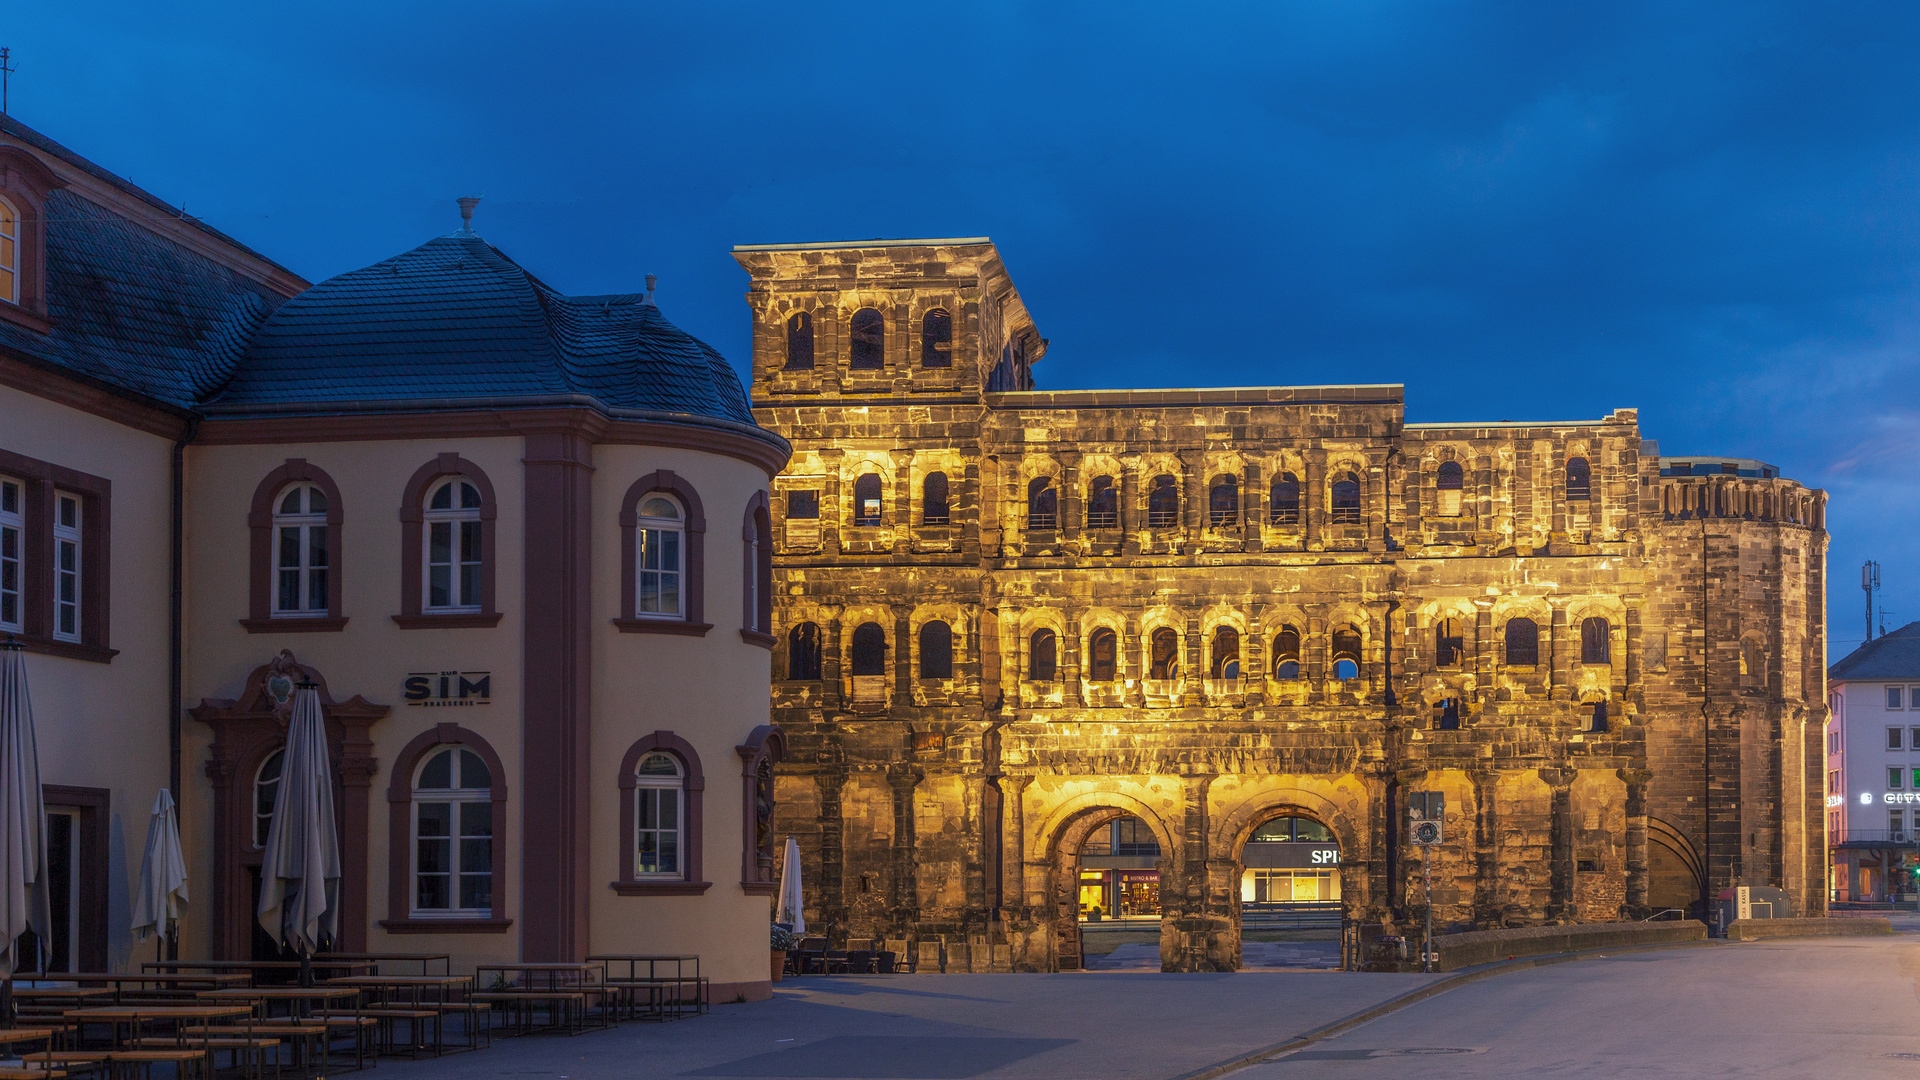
[736,237,1829,972]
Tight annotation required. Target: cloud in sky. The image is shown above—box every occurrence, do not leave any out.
[10,0,1919,646]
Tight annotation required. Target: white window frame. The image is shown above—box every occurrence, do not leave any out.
[1890,686,1907,711]
[253,749,284,850]
[52,491,80,642]
[0,475,21,632]
[634,495,684,619]
[271,484,329,617]
[633,753,684,878]
[410,748,492,918]
[0,194,19,306]
[1890,767,1904,791]
[422,479,483,613]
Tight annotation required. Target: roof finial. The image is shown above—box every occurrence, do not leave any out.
[644,274,657,306]
[457,195,481,234]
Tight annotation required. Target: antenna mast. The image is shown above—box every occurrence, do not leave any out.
[1864,560,1881,643]
[1,49,13,115]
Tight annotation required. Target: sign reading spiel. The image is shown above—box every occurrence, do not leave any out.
[404,670,492,707]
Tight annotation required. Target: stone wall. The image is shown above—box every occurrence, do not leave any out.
[736,238,1830,972]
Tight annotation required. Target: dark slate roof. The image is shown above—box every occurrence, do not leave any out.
[1831,622,1920,682]
[0,188,284,408]
[211,232,756,426]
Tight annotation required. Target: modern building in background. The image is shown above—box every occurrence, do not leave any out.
[1825,621,1920,903]
[1,115,789,997]
[742,237,1831,972]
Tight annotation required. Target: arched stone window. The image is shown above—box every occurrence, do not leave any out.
[1434,617,1464,667]
[785,311,814,370]
[1331,625,1362,680]
[247,459,345,631]
[398,453,500,627]
[787,622,822,680]
[1028,477,1058,529]
[849,307,885,369]
[1029,628,1057,682]
[1148,627,1181,679]
[852,473,883,527]
[1436,460,1464,518]
[1739,637,1765,679]
[1208,475,1238,526]
[922,473,950,525]
[253,749,283,849]
[1272,626,1302,679]
[1087,476,1118,528]
[614,733,707,895]
[1270,472,1301,525]
[1581,617,1611,664]
[1210,626,1240,679]
[1088,628,1118,682]
[1147,475,1179,529]
[921,308,952,367]
[850,622,887,676]
[618,470,708,634]
[1330,472,1362,525]
[383,724,509,929]
[1505,617,1540,666]
[919,620,954,679]
[1566,457,1591,501]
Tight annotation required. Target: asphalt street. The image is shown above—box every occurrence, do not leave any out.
[1237,936,1920,1079]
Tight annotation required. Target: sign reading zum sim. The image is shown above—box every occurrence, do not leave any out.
[404,671,492,706]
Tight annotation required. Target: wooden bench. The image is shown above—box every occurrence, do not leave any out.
[102,1048,211,1080]
[353,1007,442,1056]
[0,1066,65,1079]
[131,1037,279,1080]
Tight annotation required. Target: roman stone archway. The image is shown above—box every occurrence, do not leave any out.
[1215,788,1370,971]
[1647,816,1703,917]
[1032,794,1179,972]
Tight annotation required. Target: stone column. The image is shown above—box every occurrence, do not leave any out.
[1179,449,1204,552]
[1182,615,1204,707]
[821,448,845,557]
[1618,768,1652,918]
[891,449,915,560]
[892,604,914,707]
[886,765,925,937]
[1244,605,1266,707]
[819,771,848,943]
[1469,769,1500,927]
[1124,611,1146,708]
[1120,458,1142,557]
[1305,454,1324,552]
[822,607,845,709]
[1540,767,1577,922]
[961,459,982,560]
[1062,452,1083,540]
[1064,608,1085,706]
[1549,601,1571,701]
[1243,461,1264,553]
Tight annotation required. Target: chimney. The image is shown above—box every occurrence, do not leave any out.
[457,196,481,234]
[644,274,657,306]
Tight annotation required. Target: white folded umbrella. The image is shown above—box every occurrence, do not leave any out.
[0,639,49,978]
[131,789,187,946]
[776,835,806,934]
[257,683,339,962]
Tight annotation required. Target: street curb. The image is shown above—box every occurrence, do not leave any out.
[1163,939,1718,1080]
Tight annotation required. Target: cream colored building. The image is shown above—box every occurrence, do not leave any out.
[0,116,789,998]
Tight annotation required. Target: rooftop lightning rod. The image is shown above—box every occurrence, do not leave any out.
[1863,560,1881,643]
[1,49,13,115]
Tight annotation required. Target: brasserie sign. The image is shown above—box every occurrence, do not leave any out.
[404,670,492,707]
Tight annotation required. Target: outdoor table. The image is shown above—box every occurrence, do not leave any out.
[315,953,451,977]
[8,989,113,1002]
[145,960,375,988]
[197,988,372,1071]
[471,964,605,1037]
[585,955,705,1020]
[63,1004,256,1048]
[323,977,472,1057]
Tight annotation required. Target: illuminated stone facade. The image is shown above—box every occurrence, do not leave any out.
[737,237,1829,972]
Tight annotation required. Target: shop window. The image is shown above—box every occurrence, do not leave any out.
[851,622,887,676]
[1028,477,1058,529]
[253,750,283,849]
[1087,476,1118,528]
[1149,627,1181,679]
[1147,475,1179,529]
[1330,472,1362,525]
[1208,475,1238,526]
[788,623,822,680]
[922,473,950,525]
[1581,617,1611,664]
[1567,457,1591,501]
[271,485,330,618]
[1505,618,1539,666]
[1269,472,1300,525]
[1434,618,1464,668]
[411,748,493,915]
[785,311,814,370]
[1331,625,1361,680]
[1272,626,1301,679]
[853,473,882,527]
[1436,460,1464,517]
[849,307,885,369]
[1210,626,1240,679]
[920,621,954,679]
[921,308,952,367]
[1089,628,1118,682]
[1030,628,1057,682]
[1434,697,1461,730]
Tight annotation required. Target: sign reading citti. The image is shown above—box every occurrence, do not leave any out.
[404,671,492,706]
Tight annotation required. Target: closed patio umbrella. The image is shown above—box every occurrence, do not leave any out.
[131,789,188,958]
[0,637,50,1020]
[775,835,805,935]
[256,682,339,984]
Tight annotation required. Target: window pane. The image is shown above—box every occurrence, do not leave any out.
[660,532,679,573]
[460,482,481,509]
[460,564,480,606]
[420,751,453,789]
[460,837,492,873]
[458,875,490,911]
[641,530,660,571]
[659,572,679,615]
[461,800,492,837]
[659,791,678,829]
[280,489,303,515]
[657,833,678,873]
[430,565,451,608]
[308,569,328,611]
[461,520,482,563]
[308,525,328,568]
[417,834,450,874]
[430,521,451,565]
[638,573,660,613]
[460,749,492,790]
[637,790,658,830]
[430,483,452,510]
[418,802,452,838]
[279,527,300,569]
[306,487,326,513]
[416,873,449,910]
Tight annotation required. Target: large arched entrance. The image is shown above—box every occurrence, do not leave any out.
[1041,805,1176,971]
[1648,817,1704,917]
[1233,809,1346,970]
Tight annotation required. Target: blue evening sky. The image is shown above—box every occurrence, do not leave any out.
[8,2,1917,652]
